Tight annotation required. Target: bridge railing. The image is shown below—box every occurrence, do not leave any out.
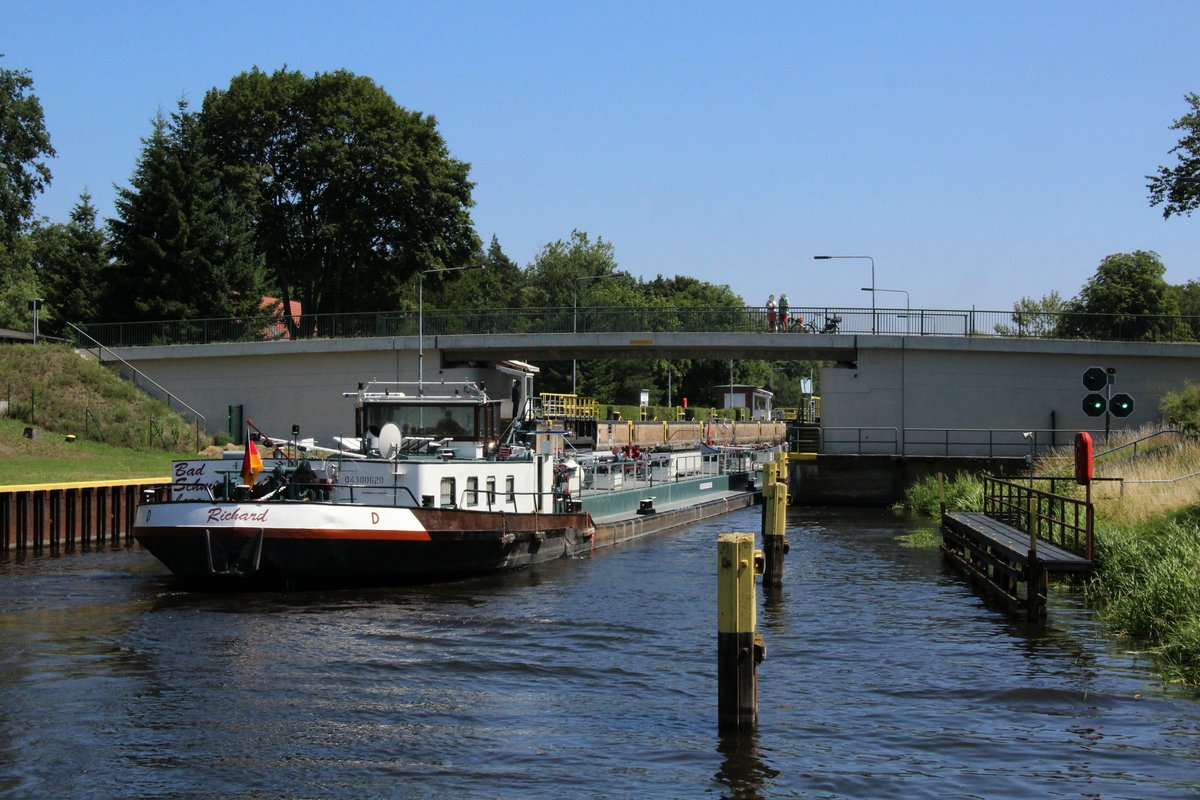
[75,305,1200,348]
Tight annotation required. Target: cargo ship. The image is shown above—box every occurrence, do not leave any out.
[133,381,777,588]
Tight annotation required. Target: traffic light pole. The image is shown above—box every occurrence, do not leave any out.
[1105,382,1111,443]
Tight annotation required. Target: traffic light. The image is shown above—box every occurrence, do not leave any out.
[1082,366,1108,392]
[1109,393,1134,417]
[1082,393,1107,417]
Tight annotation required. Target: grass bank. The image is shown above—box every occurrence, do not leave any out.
[0,344,206,484]
[896,426,1200,684]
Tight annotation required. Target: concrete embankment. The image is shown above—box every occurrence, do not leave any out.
[788,454,1028,506]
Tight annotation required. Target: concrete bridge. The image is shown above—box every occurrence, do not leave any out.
[91,315,1200,458]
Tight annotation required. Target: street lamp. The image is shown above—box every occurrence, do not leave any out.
[419,263,485,395]
[573,273,611,394]
[28,298,43,344]
[862,286,909,333]
[814,255,875,333]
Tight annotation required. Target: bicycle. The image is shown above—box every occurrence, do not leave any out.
[799,315,841,334]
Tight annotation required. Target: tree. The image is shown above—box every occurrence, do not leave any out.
[31,191,108,334]
[441,236,524,312]
[0,235,40,331]
[1058,251,1191,342]
[0,57,55,250]
[1176,279,1200,340]
[522,230,622,309]
[993,290,1068,338]
[1147,92,1200,219]
[107,103,264,323]
[519,231,628,393]
[200,67,478,330]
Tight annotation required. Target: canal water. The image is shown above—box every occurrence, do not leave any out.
[1,506,1198,799]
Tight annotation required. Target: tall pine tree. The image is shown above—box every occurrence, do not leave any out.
[31,191,108,334]
[107,101,263,323]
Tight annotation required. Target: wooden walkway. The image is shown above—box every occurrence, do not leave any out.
[941,477,1094,621]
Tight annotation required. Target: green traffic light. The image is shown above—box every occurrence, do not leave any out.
[1083,393,1108,417]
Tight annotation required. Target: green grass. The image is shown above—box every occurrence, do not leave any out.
[1084,507,1200,684]
[895,527,942,548]
[0,419,181,484]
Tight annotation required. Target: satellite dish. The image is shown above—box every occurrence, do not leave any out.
[378,423,402,459]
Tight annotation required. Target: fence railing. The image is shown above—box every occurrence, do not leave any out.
[75,306,1200,348]
[983,476,1093,561]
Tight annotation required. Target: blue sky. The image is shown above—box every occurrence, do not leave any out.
[7,1,1199,312]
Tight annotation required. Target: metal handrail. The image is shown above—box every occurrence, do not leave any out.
[1095,429,1184,459]
[821,426,900,455]
[68,322,206,445]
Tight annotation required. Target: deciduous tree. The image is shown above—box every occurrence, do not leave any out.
[1058,251,1191,342]
[1176,279,1200,340]
[0,57,54,250]
[200,67,478,330]
[994,290,1068,338]
[1148,92,1200,219]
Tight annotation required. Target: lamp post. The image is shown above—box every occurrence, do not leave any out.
[862,287,909,333]
[814,255,875,333]
[572,274,611,394]
[28,298,43,344]
[419,264,485,396]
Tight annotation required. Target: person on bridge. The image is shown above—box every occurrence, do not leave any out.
[778,293,789,331]
[766,295,777,331]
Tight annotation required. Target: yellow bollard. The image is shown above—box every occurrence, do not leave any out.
[718,532,765,731]
[761,452,789,586]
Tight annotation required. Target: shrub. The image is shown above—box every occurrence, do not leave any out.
[1160,381,1200,434]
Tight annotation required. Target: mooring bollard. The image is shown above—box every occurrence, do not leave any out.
[761,453,789,587]
[717,532,765,731]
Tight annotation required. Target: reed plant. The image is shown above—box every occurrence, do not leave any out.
[1084,509,1200,683]
[893,471,984,517]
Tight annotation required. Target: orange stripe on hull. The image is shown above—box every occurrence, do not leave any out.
[136,526,432,542]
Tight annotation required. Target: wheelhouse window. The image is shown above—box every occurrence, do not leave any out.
[361,403,478,440]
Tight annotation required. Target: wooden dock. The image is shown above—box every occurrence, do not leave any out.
[941,476,1093,621]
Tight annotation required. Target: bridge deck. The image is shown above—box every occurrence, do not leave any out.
[942,511,1092,573]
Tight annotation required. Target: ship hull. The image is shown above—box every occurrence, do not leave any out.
[134,502,596,588]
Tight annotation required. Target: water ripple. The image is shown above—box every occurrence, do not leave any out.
[0,507,1198,798]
